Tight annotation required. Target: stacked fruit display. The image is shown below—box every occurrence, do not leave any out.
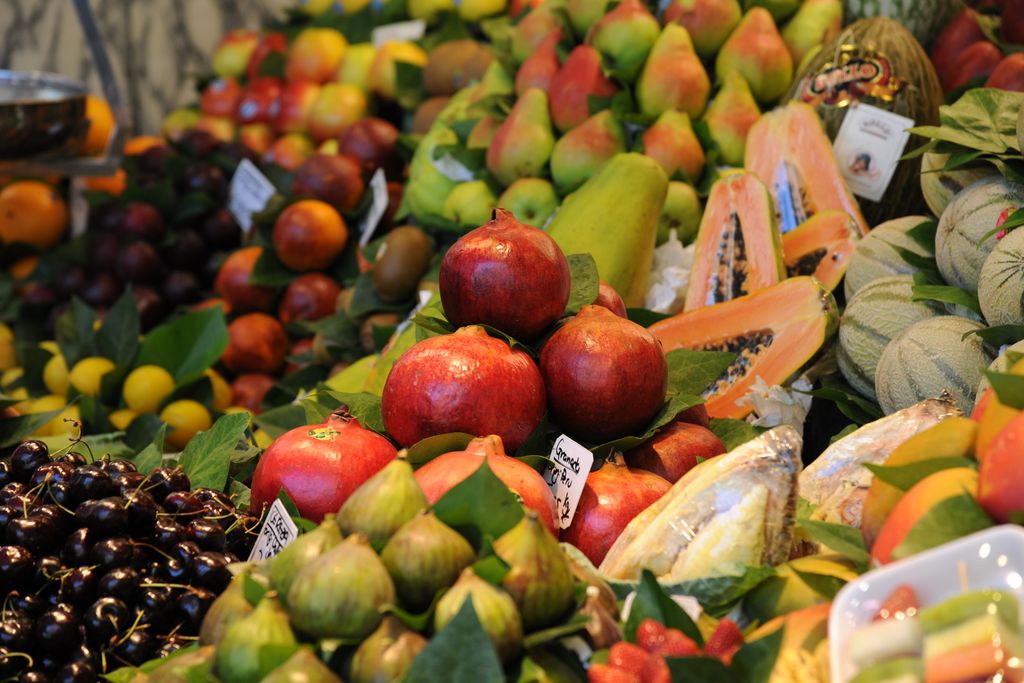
[930,5,1024,95]
[0,440,260,680]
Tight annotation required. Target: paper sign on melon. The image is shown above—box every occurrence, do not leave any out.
[648,276,838,419]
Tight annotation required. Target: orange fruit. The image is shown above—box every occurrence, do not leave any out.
[82,96,116,156]
[8,256,38,280]
[123,135,164,156]
[82,168,126,196]
[0,180,69,249]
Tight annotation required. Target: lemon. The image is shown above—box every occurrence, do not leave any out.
[69,356,116,396]
[8,386,29,413]
[49,404,81,436]
[0,366,21,390]
[43,353,69,396]
[224,406,253,417]
[206,369,232,412]
[39,340,59,355]
[253,428,274,449]
[160,400,212,451]
[0,323,13,371]
[123,365,176,414]
[108,408,138,431]
[28,394,66,436]
[0,323,11,342]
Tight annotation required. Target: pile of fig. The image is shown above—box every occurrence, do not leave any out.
[0,440,260,681]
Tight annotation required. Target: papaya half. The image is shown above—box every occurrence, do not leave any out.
[781,210,860,292]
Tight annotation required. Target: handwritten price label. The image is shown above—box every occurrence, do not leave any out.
[247,499,300,562]
[228,158,276,234]
[543,434,594,529]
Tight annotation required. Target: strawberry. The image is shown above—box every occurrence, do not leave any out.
[609,642,655,677]
[588,663,642,683]
[873,584,920,621]
[642,653,672,683]
[636,619,670,654]
[703,618,744,665]
[658,628,700,657]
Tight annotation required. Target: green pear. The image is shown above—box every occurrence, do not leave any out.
[467,115,501,149]
[566,0,612,39]
[512,5,563,65]
[550,111,627,193]
[443,181,498,229]
[662,0,741,59]
[703,70,761,166]
[515,30,562,96]
[586,0,661,81]
[657,181,703,245]
[498,178,560,227]
[404,126,459,222]
[781,0,842,65]
[746,0,800,23]
[715,7,793,104]
[486,88,556,186]
[642,110,706,182]
[636,24,711,119]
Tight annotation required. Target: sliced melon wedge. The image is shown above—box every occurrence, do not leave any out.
[782,210,860,291]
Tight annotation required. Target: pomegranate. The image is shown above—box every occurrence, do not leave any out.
[381,325,546,453]
[594,280,627,318]
[540,305,668,443]
[414,435,558,534]
[560,455,670,566]
[439,209,570,342]
[626,420,726,483]
[250,412,397,522]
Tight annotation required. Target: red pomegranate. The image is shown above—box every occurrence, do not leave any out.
[381,325,546,453]
[414,435,558,534]
[250,412,397,522]
[594,280,627,318]
[626,420,726,483]
[439,209,571,342]
[540,305,668,443]
[560,455,671,566]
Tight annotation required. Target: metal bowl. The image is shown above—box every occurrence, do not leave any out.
[0,70,89,159]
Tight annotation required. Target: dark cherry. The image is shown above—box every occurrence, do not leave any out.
[132,286,166,331]
[97,567,140,603]
[201,207,241,250]
[115,241,163,285]
[62,527,92,566]
[29,461,74,489]
[112,471,146,495]
[178,129,222,158]
[83,597,128,646]
[177,587,216,632]
[187,518,227,552]
[0,505,17,534]
[0,460,10,487]
[0,482,28,505]
[9,441,49,480]
[179,162,227,199]
[134,586,175,633]
[155,559,190,583]
[89,537,132,570]
[104,460,136,475]
[170,540,202,567]
[161,490,203,517]
[193,488,233,507]
[138,144,171,174]
[129,543,156,570]
[151,517,185,548]
[74,497,127,537]
[0,615,33,651]
[0,648,23,678]
[87,232,120,270]
[55,451,87,467]
[8,592,41,617]
[112,629,154,667]
[19,671,49,683]
[123,489,158,531]
[54,264,90,299]
[46,481,73,507]
[119,202,165,243]
[157,638,185,658]
[166,229,206,272]
[81,272,123,309]
[32,556,62,590]
[68,466,117,504]
[54,660,97,683]
[7,515,58,554]
[202,501,235,529]
[147,467,189,502]
[60,566,99,608]
[191,551,232,592]
[69,641,99,665]
[32,504,70,535]
[161,270,202,307]
[89,202,124,232]
[227,514,260,557]
[35,607,79,650]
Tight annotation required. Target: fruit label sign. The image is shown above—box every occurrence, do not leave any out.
[228,158,277,234]
[247,499,300,562]
[831,103,914,203]
[359,168,389,248]
[544,435,594,529]
[371,20,427,48]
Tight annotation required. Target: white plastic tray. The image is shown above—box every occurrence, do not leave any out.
[830,525,1024,683]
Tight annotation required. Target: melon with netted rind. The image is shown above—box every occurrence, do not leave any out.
[843,215,933,300]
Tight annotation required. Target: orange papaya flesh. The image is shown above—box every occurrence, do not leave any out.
[781,210,860,292]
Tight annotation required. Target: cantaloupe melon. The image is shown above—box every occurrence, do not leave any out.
[875,316,993,415]
[935,176,1024,293]
[838,275,944,401]
[979,227,1024,326]
[920,152,998,219]
[843,215,933,300]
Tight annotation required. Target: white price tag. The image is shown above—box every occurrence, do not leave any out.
[359,168,390,248]
[372,20,427,48]
[831,103,914,203]
[247,499,300,562]
[543,434,594,530]
[432,153,476,182]
[228,158,277,234]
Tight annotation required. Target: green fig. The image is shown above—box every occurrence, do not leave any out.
[566,547,619,618]
[492,511,575,631]
[498,178,560,228]
[550,111,626,194]
[486,88,556,186]
[443,181,499,229]
[703,70,761,167]
[434,568,523,664]
[199,569,254,647]
[381,511,476,611]
[149,646,216,683]
[262,647,342,683]
[586,0,660,81]
[337,456,428,547]
[579,584,623,649]
[715,7,793,104]
[269,515,343,601]
[287,533,396,640]
[213,594,297,683]
[349,615,428,683]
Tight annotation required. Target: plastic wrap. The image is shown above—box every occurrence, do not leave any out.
[737,376,814,436]
[599,426,803,582]
[799,396,960,529]
[645,229,694,315]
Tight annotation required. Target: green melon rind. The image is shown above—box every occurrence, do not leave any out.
[935,176,1024,294]
[979,227,1024,327]
[920,152,998,219]
[841,0,960,46]
[874,316,993,415]
[838,275,945,401]
[976,340,1024,409]
[843,215,933,300]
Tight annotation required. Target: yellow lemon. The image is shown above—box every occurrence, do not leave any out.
[28,394,66,436]
[0,322,11,342]
[123,365,176,414]
[205,369,232,412]
[49,404,81,436]
[43,353,69,396]
[1,367,22,391]
[39,340,59,355]
[160,400,212,451]
[253,428,274,449]
[108,408,138,431]
[69,356,116,397]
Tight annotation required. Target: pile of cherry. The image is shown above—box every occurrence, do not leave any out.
[0,441,261,682]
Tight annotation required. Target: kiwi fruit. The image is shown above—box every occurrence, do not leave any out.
[372,227,434,303]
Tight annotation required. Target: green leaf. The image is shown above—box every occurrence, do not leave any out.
[731,625,784,683]
[254,404,308,439]
[406,432,476,468]
[789,568,847,600]
[472,552,511,585]
[625,570,704,646]
[229,479,251,510]
[964,325,1024,348]
[864,457,976,493]
[665,565,776,618]
[879,240,941,281]
[627,307,672,327]
[257,643,301,679]
[796,519,870,565]
[797,382,883,426]
[909,89,1024,154]
[667,348,736,396]
[563,253,600,316]
[95,288,141,367]
[522,614,589,649]
[404,600,505,683]
[906,218,938,252]
[892,493,993,561]
[349,270,415,318]
[124,413,165,451]
[243,572,268,606]
[589,390,704,456]
[983,369,1024,409]
[129,423,167,475]
[709,418,764,451]
[666,656,735,682]
[912,282,983,316]
[55,297,98,367]
[317,390,386,434]
[433,459,525,550]
[0,408,63,448]
[179,412,251,491]
[249,247,297,287]
[386,592,441,632]
[829,424,859,443]
[137,308,229,383]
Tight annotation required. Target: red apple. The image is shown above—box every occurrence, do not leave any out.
[440,208,571,342]
[540,305,668,443]
[677,404,710,428]
[200,77,243,118]
[381,325,546,453]
[212,29,260,79]
[215,246,277,313]
[236,77,282,125]
[251,412,397,521]
[626,420,725,483]
[594,280,627,318]
[291,154,365,213]
[272,81,321,134]
[338,117,403,180]
[560,455,671,566]
[247,32,288,82]
[1004,0,1024,44]
[278,272,342,324]
[230,373,276,413]
[947,41,1003,92]
[414,435,558,534]
[987,53,1024,91]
